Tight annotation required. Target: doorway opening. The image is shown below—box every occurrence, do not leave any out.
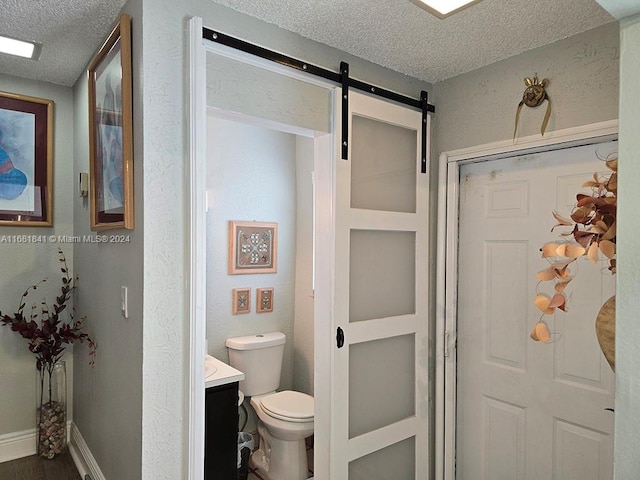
[189,21,335,478]
[206,109,327,479]
[205,108,320,417]
[190,17,433,479]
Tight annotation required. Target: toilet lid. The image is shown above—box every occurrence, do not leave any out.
[261,391,314,422]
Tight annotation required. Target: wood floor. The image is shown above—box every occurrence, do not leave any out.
[0,450,81,480]
[0,438,313,480]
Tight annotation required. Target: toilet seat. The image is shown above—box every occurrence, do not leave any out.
[260,391,314,423]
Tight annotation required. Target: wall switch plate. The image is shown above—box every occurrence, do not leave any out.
[121,286,128,318]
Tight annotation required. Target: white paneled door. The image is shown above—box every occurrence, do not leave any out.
[456,142,616,479]
[331,91,430,479]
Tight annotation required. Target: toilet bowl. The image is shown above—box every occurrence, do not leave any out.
[249,390,314,480]
[226,332,314,480]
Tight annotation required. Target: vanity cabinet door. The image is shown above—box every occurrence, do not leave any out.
[205,382,239,480]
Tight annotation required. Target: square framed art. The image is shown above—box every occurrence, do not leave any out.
[0,91,53,226]
[256,288,274,313]
[232,288,251,315]
[228,221,278,274]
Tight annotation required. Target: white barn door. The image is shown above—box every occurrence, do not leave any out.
[330,90,430,479]
[455,142,616,479]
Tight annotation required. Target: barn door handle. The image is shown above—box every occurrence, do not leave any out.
[336,327,345,348]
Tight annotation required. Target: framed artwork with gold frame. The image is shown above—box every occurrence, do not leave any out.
[0,91,53,226]
[228,221,278,274]
[88,13,134,230]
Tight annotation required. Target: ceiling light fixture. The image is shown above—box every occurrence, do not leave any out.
[410,0,483,18]
[0,34,39,59]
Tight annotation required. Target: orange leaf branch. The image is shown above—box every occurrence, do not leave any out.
[531,156,617,343]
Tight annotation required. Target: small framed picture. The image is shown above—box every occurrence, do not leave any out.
[232,288,251,315]
[256,287,274,313]
[229,221,278,275]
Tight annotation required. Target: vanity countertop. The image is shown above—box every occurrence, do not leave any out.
[205,354,244,389]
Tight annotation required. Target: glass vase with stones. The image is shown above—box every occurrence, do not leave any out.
[36,361,67,459]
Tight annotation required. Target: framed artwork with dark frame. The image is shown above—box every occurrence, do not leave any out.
[256,288,274,313]
[232,288,251,315]
[228,221,278,274]
[88,13,134,231]
[0,91,53,226]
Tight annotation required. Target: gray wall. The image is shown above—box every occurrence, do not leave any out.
[432,21,619,154]
[614,12,640,478]
[293,136,315,396]
[206,118,316,399]
[71,1,143,478]
[0,73,76,438]
[206,116,297,391]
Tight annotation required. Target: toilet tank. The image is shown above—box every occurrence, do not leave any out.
[225,332,286,396]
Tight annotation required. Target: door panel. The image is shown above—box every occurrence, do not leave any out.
[483,396,526,479]
[349,230,416,323]
[349,436,416,480]
[332,90,429,479]
[456,142,616,480]
[350,114,417,213]
[484,240,528,369]
[349,334,416,438]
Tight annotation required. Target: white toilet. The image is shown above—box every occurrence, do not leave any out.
[226,332,314,480]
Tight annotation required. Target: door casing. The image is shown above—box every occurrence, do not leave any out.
[188,17,335,480]
[435,120,619,480]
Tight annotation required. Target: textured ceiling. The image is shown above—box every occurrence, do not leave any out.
[0,0,614,87]
[210,0,614,83]
[0,0,127,87]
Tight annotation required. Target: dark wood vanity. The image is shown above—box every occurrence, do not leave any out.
[205,381,239,480]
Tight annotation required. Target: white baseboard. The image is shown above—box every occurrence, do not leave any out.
[69,423,106,480]
[0,422,105,480]
[0,422,72,463]
[0,427,36,463]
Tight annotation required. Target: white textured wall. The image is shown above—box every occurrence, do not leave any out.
[206,116,297,391]
[0,73,75,437]
[71,1,143,479]
[432,22,620,154]
[130,0,184,478]
[207,55,331,133]
[614,12,640,478]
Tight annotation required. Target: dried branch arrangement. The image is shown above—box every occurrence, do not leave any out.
[531,157,617,342]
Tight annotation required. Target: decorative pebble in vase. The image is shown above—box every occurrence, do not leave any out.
[36,361,67,459]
